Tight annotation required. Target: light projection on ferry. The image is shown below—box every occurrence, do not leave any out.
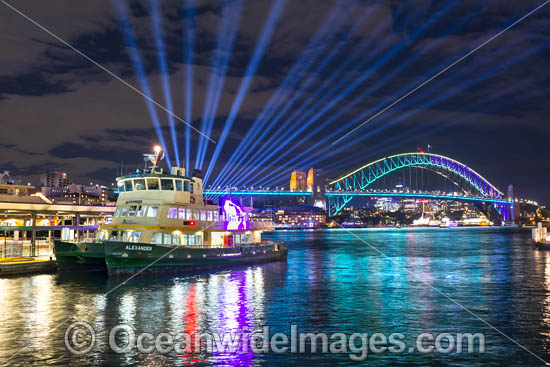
[222,199,249,230]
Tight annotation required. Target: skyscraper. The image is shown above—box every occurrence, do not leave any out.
[40,170,72,188]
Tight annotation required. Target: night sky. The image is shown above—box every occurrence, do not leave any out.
[1,1,549,202]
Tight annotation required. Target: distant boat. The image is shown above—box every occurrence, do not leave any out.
[440,217,458,228]
[412,214,440,227]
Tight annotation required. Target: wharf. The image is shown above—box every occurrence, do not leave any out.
[0,256,57,276]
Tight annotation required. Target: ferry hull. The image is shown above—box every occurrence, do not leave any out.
[53,240,107,272]
[104,241,287,276]
[533,241,550,250]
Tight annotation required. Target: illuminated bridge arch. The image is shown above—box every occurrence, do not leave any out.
[327,153,507,216]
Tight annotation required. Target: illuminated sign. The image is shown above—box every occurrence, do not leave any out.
[221,199,249,230]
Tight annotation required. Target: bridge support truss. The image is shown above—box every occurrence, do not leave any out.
[327,153,510,217]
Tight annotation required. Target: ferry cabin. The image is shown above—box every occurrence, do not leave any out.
[97,171,264,248]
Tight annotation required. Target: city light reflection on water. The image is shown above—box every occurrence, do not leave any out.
[1,228,550,365]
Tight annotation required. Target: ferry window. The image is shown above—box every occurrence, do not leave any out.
[134,179,146,191]
[147,178,159,190]
[200,210,207,221]
[188,234,195,246]
[128,232,141,243]
[182,234,188,246]
[244,234,251,243]
[196,235,202,246]
[207,211,213,221]
[172,232,181,245]
[117,182,125,193]
[124,180,133,192]
[175,180,183,191]
[110,231,119,240]
[137,205,146,217]
[186,209,192,220]
[128,206,137,216]
[167,207,178,219]
[161,179,174,190]
[184,181,190,192]
[97,230,108,241]
[164,233,172,245]
[121,207,129,217]
[147,206,158,217]
[151,232,162,244]
[115,208,122,217]
[234,234,241,244]
[213,211,219,222]
[178,208,185,220]
[193,210,200,221]
[190,183,194,194]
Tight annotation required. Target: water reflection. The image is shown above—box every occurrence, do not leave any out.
[4,229,550,366]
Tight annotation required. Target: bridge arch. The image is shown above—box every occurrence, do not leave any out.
[327,153,506,216]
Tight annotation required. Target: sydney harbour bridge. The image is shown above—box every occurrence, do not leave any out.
[204,152,514,221]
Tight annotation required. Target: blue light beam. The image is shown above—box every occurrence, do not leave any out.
[231,0,458,186]
[211,0,359,186]
[258,45,544,187]
[203,0,289,184]
[333,0,550,145]
[250,40,543,187]
[149,0,179,167]
[183,0,195,171]
[196,0,245,169]
[113,0,172,168]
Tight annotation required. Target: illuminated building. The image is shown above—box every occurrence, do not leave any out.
[40,170,72,188]
[401,198,419,212]
[289,170,306,191]
[375,198,399,212]
[42,184,111,205]
[273,206,326,228]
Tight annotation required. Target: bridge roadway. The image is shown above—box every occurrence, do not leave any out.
[325,191,512,205]
[203,189,511,205]
[203,190,312,196]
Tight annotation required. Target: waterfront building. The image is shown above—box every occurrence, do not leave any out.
[42,184,111,205]
[249,207,275,223]
[375,198,399,212]
[401,198,419,212]
[274,206,326,228]
[0,182,115,257]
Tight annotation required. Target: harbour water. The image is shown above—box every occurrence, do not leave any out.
[1,227,549,366]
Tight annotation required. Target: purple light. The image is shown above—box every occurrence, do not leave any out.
[222,199,249,230]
